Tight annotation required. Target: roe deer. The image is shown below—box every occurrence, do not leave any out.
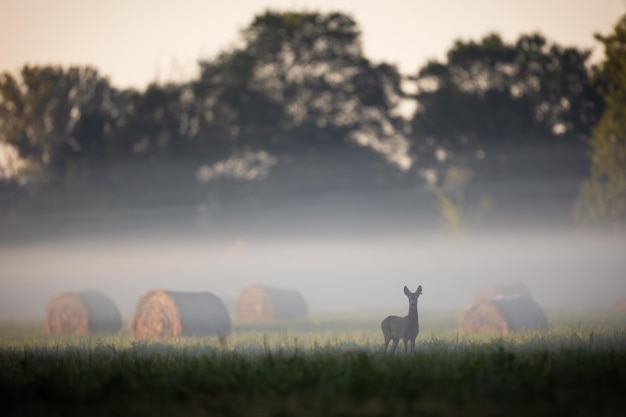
[381,285,423,354]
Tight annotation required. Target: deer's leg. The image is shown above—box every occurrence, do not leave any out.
[410,338,416,353]
[390,338,399,354]
[403,338,408,354]
[383,337,391,353]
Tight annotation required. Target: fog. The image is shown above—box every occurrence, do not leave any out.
[2,6,624,326]
[2,225,625,320]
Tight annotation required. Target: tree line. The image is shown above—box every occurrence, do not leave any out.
[0,10,624,232]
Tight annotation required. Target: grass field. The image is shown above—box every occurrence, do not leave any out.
[1,311,626,417]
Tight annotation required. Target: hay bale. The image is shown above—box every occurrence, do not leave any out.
[611,297,626,313]
[234,284,308,323]
[45,291,122,335]
[129,289,231,339]
[459,296,548,334]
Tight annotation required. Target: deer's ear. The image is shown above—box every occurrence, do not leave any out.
[417,285,422,293]
[404,286,410,296]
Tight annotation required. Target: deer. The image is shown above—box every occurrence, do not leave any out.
[381,285,423,354]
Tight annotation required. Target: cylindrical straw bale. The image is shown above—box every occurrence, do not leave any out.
[611,297,626,313]
[45,291,122,335]
[129,289,231,339]
[234,284,308,323]
[459,296,548,334]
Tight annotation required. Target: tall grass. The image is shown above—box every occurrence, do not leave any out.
[1,311,625,416]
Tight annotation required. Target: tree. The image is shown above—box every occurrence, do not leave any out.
[110,83,205,160]
[0,65,120,178]
[0,65,126,211]
[193,10,409,201]
[574,14,626,230]
[103,81,219,209]
[409,33,602,185]
[236,11,407,164]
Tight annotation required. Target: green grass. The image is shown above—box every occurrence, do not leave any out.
[1,312,626,416]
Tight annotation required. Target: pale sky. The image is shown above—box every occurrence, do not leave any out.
[1,0,625,89]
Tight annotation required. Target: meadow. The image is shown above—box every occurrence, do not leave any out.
[1,311,626,417]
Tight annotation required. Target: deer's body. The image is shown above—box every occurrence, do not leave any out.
[381,285,422,354]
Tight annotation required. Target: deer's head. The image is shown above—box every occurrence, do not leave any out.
[404,285,423,306]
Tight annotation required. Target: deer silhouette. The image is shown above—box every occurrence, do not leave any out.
[381,285,422,354]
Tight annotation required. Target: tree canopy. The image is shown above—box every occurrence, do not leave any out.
[0,9,622,234]
[574,14,626,230]
[408,32,602,185]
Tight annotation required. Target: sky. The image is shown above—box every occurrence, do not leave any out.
[2,0,625,89]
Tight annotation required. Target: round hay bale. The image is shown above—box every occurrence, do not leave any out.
[459,296,548,334]
[234,284,308,323]
[129,289,231,339]
[475,283,533,301]
[611,297,626,313]
[45,291,122,335]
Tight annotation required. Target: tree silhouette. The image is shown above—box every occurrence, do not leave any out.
[0,65,119,179]
[193,10,408,203]
[409,33,602,184]
[575,13,626,230]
